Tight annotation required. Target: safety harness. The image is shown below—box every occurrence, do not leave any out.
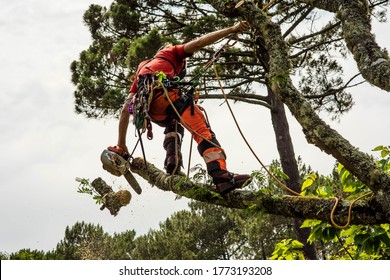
[131,74,195,132]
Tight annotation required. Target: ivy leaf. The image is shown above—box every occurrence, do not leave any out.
[354,233,370,245]
[316,185,333,197]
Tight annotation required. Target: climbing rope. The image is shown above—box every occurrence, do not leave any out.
[262,0,278,11]
[330,192,374,229]
[212,63,300,196]
[152,80,224,153]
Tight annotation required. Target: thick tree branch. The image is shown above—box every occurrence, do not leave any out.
[294,0,343,12]
[297,0,390,92]
[128,157,388,225]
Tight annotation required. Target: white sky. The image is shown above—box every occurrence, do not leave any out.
[0,0,389,254]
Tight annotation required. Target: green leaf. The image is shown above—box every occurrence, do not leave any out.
[381,149,389,158]
[322,227,339,242]
[340,169,351,183]
[372,145,384,151]
[316,185,333,197]
[343,185,356,193]
[301,173,317,191]
[300,219,322,228]
[354,234,370,245]
[291,240,304,249]
[307,224,324,244]
[270,239,305,260]
[380,224,390,231]
[337,163,343,173]
[379,234,390,248]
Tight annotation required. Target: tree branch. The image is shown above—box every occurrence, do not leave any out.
[200,93,272,108]
[128,157,388,225]
[297,0,390,92]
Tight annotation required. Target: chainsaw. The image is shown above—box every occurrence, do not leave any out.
[100,146,142,195]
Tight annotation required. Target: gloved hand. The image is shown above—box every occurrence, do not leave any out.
[108,145,130,160]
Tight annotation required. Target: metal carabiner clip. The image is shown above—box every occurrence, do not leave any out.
[226,34,238,47]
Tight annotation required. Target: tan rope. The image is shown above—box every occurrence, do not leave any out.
[212,63,300,196]
[262,0,278,11]
[171,121,180,175]
[330,192,374,229]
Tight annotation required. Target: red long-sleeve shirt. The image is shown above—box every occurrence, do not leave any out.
[129,44,191,94]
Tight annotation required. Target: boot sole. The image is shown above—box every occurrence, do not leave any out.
[215,178,251,195]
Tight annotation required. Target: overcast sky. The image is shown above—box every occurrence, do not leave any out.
[0,0,389,254]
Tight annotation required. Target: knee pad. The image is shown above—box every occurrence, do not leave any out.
[163,123,184,151]
[197,136,221,156]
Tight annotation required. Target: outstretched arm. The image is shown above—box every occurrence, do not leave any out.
[183,21,250,54]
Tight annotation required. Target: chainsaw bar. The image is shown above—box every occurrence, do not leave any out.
[124,170,142,194]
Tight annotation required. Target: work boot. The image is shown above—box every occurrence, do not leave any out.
[212,171,251,195]
[164,153,183,175]
[163,123,184,175]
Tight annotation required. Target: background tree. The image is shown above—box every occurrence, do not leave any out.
[9,249,48,260]
[0,252,9,260]
[53,222,109,259]
[53,221,135,259]
[109,230,137,259]
[131,200,295,259]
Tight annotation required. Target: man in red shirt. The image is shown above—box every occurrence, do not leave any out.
[117,21,251,195]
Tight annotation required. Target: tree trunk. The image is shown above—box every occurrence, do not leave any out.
[269,88,318,260]
[256,31,318,259]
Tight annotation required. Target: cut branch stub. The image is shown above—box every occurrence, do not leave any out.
[91,177,131,216]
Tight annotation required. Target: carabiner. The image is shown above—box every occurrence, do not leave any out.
[226,34,238,47]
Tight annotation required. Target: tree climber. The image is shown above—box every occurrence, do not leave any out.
[115,21,251,195]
